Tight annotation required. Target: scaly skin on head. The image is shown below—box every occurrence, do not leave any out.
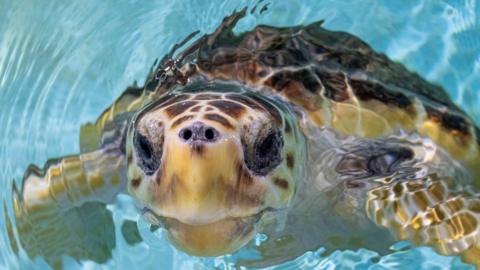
[125,81,305,256]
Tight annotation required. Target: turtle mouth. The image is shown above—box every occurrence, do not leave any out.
[164,215,259,256]
[142,207,266,256]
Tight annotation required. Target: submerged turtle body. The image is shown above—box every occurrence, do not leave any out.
[10,9,480,269]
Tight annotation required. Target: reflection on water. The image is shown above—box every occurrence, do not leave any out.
[1,0,480,269]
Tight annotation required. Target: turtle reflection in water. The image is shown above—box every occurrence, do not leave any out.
[7,9,480,269]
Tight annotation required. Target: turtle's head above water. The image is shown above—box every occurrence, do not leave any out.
[126,81,305,256]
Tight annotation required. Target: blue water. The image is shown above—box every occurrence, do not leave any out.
[1,0,479,269]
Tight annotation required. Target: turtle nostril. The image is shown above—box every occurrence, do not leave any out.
[205,128,215,140]
[181,129,193,140]
[179,122,220,142]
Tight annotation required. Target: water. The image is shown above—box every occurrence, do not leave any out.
[0,0,479,269]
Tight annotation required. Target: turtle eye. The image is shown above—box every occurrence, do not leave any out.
[133,131,160,175]
[244,130,284,176]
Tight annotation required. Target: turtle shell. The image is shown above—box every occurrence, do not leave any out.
[147,9,479,177]
[84,8,480,180]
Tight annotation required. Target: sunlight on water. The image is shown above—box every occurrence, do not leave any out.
[1,0,479,269]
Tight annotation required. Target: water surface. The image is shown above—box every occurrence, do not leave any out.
[1,0,479,269]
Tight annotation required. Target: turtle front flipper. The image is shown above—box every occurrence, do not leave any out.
[367,173,480,268]
[330,134,480,268]
[296,131,480,269]
[237,131,479,268]
[12,143,127,269]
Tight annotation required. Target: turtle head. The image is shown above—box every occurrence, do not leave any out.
[126,82,305,256]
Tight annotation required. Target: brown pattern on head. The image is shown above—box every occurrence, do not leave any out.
[224,94,282,125]
[222,163,263,208]
[246,94,282,126]
[224,185,263,209]
[160,94,191,108]
[171,115,194,128]
[204,113,234,129]
[235,162,254,186]
[191,142,205,155]
[190,105,203,112]
[225,94,265,112]
[208,100,246,119]
[165,101,198,118]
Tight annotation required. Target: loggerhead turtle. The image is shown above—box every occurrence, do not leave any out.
[7,8,480,269]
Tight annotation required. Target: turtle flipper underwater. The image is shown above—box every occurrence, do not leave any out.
[9,8,480,269]
[10,143,122,268]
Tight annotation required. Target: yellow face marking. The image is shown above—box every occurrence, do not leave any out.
[153,136,264,224]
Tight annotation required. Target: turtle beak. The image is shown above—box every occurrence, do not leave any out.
[162,215,258,256]
[141,206,259,256]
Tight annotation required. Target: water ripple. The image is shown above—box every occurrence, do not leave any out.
[0,0,479,269]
